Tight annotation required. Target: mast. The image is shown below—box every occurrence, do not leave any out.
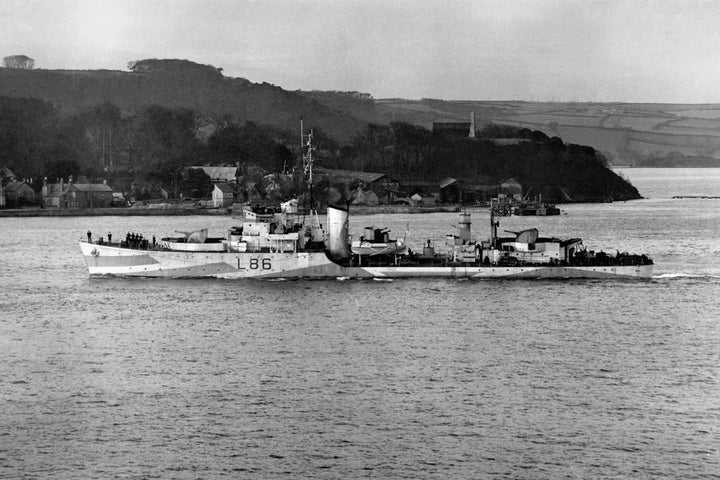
[300,118,325,244]
[301,118,315,211]
[490,198,499,248]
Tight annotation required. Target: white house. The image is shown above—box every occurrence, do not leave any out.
[212,183,235,208]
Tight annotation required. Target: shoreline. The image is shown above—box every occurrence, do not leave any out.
[0,207,233,217]
[0,205,465,217]
[0,200,650,217]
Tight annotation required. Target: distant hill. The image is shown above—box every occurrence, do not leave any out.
[0,59,369,143]
[3,58,718,166]
[0,59,643,202]
[374,99,720,166]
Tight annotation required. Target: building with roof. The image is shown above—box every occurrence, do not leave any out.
[3,180,36,206]
[42,178,114,209]
[189,166,238,183]
[437,177,518,204]
[409,193,437,207]
[500,178,523,197]
[315,168,387,185]
[316,168,398,204]
[212,183,235,208]
[397,180,440,196]
[0,167,39,207]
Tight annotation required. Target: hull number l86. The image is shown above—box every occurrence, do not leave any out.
[249,258,272,270]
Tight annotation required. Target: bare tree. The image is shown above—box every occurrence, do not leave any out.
[3,55,35,69]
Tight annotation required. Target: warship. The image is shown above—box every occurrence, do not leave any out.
[80,125,653,280]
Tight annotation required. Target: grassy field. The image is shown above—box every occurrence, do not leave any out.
[377,100,720,165]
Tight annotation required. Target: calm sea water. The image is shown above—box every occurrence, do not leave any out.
[1,169,719,479]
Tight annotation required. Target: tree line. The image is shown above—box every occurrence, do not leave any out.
[0,97,296,194]
[0,96,640,202]
[2,55,34,69]
[335,122,639,201]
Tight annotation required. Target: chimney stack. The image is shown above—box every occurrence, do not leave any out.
[469,111,476,138]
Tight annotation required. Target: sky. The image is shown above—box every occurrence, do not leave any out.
[2,0,720,103]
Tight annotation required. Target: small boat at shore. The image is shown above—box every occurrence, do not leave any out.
[512,201,561,216]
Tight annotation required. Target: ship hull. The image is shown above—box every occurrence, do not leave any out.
[80,242,653,279]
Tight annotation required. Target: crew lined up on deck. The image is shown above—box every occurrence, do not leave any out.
[126,232,145,249]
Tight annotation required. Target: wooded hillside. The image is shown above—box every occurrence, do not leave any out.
[0,59,367,143]
[3,58,718,166]
[0,95,640,203]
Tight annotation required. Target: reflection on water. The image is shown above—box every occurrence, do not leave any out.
[1,168,719,479]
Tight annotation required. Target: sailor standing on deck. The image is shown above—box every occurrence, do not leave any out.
[87,230,92,243]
